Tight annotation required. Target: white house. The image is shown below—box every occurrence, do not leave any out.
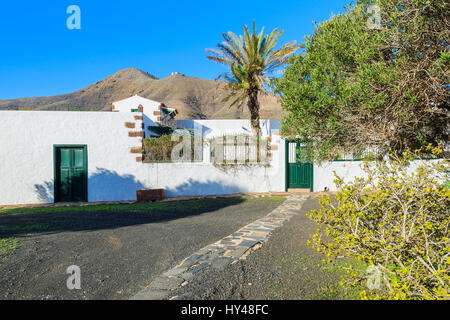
[110,95,178,138]
[0,111,288,205]
[3,109,419,206]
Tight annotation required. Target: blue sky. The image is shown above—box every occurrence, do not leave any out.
[0,0,349,99]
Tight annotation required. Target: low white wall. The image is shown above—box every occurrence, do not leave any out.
[137,161,285,198]
[313,159,444,192]
[135,119,286,198]
[162,119,285,196]
[314,161,366,192]
[90,144,286,201]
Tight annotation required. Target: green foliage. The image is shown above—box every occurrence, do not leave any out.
[207,22,300,135]
[143,132,202,162]
[307,146,450,299]
[275,0,449,162]
[143,134,181,162]
[0,224,48,231]
[0,197,284,216]
[0,237,21,258]
[444,180,450,189]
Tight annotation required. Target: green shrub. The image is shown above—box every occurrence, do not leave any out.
[143,134,181,162]
[307,146,450,300]
[143,132,202,162]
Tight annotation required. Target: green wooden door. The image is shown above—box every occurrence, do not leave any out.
[286,142,313,190]
[54,146,87,202]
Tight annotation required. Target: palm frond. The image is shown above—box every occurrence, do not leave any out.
[206,22,301,110]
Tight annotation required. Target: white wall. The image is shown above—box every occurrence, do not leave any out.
[3,112,440,205]
[3,112,440,204]
[112,95,164,138]
[139,119,286,197]
[0,113,286,205]
[313,159,444,192]
[313,161,366,192]
[138,162,284,198]
[0,111,143,205]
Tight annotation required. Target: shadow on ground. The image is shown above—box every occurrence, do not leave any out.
[170,196,361,300]
[0,168,251,239]
[0,196,284,300]
[0,197,245,239]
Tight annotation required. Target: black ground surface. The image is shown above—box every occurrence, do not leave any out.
[0,197,284,300]
[170,197,359,300]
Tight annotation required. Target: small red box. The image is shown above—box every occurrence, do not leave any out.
[136,189,165,202]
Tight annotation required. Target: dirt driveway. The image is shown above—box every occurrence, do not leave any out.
[0,197,285,300]
[170,196,360,300]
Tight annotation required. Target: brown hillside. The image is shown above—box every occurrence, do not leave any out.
[0,68,284,119]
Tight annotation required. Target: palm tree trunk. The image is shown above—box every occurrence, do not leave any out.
[248,88,261,137]
[247,88,261,162]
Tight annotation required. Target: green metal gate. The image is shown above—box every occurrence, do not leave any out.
[286,141,313,191]
[54,145,87,202]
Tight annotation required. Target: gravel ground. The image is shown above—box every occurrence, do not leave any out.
[0,197,284,300]
[170,196,359,300]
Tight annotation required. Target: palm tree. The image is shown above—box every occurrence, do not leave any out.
[206,22,300,136]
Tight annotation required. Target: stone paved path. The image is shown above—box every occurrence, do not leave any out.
[131,195,309,300]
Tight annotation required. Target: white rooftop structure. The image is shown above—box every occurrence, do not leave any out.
[110,95,178,138]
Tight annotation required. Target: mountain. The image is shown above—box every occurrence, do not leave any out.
[0,68,284,119]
